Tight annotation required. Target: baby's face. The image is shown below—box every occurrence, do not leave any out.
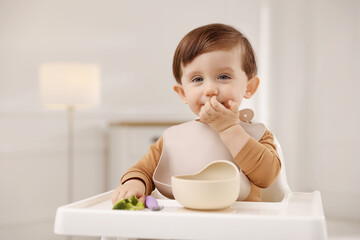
[179,47,249,116]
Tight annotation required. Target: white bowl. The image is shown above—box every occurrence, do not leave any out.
[171,160,240,210]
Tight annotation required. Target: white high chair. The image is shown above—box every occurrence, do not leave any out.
[54,131,327,240]
[261,136,291,202]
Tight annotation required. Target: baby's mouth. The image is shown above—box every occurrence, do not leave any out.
[200,101,227,108]
[219,100,227,107]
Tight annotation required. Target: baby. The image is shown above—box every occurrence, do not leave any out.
[112,23,281,204]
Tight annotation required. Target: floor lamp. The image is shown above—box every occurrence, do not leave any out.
[39,63,100,203]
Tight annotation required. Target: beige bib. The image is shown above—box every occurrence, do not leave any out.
[153,109,266,200]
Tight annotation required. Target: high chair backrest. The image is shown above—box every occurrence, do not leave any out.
[261,136,291,202]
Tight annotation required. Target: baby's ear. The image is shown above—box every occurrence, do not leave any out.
[173,84,187,104]
[244,77,260,99]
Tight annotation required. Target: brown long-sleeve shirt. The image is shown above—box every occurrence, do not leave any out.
[121,129,281,201]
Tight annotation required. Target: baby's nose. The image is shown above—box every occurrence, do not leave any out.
[204,82,218,96]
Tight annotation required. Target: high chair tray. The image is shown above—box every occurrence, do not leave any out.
[54,191,327,240]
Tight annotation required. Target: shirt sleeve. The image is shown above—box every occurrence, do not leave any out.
[120,136,163,196]
[234,129,281,188]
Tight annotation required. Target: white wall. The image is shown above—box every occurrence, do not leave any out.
[267,0,360,221]
[307,0,360,220]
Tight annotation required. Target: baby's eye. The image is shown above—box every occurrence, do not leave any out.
[219,75,230,80]
[192,77,203,83]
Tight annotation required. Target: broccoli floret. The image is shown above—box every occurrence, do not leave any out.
[130,195,138,205]
[130,202,145,210]
[112,196,144,211]
[113,200,127,210]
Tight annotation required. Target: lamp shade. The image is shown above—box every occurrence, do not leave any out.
[39,63,100,109]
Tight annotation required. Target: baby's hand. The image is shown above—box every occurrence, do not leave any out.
[112,179,146,205]
[199,96,240,132]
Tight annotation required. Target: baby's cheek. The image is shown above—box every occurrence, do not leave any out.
[190,103,202,117]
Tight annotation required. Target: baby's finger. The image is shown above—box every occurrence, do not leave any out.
[203,101,216,115]
[229,100,239,113]
[200,104,212,120]
[204,101,211,111]
[199,109,208,122]
[112,190,120,204]
[210,96,224,111]
[199,108,211,123]
[138,195,146,203]
[124,191,135,200]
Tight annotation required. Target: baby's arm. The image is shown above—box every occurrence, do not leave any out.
[112,179,146,204]
[201,100,281,187]
[234,130,281,188]
[111,137,164,205]
[199,96,250,157]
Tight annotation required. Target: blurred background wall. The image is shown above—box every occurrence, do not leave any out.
[0,0,359,239]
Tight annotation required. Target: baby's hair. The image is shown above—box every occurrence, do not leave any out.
[172,23,257,84]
